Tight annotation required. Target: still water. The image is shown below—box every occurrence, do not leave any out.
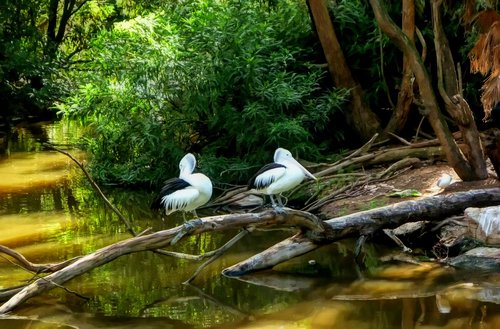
[0,121,499,329]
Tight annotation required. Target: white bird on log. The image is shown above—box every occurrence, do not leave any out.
[436,173,453,189]
[248,148,316,210]
[151,153,212,220]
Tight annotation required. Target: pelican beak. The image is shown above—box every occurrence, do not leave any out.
[293,159,316,180]
[305,169,317,181]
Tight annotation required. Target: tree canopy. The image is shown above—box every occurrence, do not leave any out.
[1,0,499,186]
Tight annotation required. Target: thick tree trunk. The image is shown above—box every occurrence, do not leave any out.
[431,0,487,180]
[369,0,481,182]
[308,0,381,141]
[384,0,415,135]
[483,128,500,178]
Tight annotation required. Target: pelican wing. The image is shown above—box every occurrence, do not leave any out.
[248,163,286,190]
[151,178,191,210]
[160,188,201,214]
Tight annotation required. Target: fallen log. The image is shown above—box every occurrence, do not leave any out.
[223,188,500,276]
[0,209,323,314]
[3,188,500,314]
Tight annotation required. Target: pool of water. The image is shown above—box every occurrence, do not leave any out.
[0,121,499,329]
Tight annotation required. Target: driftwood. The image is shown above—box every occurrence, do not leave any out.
[0,209,322,314]
[3,143,500,315]
[223,188,500,276]
[2,188,500,313]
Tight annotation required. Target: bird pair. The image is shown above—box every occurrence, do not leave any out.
[151,148,317,220]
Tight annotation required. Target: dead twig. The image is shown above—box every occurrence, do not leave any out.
[43,143,137,236]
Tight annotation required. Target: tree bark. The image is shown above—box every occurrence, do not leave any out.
[369,0,481,182]
[308,0,381,141]
[384,0,415,135]
[431,0,487,180]
[483,128,500,178]
[3,189,500,312]
[44,0,88,57]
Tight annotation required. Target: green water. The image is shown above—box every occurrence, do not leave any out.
[1,121,499,329]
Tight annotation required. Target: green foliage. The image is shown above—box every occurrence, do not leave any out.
[0,1,54,116]
[61,0,347,186]
[0,0,171,119]
[329,0,405,114]
[329,0,488,122]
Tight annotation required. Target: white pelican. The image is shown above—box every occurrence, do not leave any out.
[248,148,316,209]
[151,153,212,220]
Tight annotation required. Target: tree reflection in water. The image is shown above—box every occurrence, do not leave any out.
[1,121,500,329]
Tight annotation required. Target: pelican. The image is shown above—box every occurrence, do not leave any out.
[151,153,212,220]
[248,148,316,209]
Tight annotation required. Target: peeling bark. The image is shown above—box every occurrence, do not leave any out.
[3,188,500,313]
[431,0,487,180]
[0,209,323,314]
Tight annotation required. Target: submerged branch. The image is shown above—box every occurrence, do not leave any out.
[0,245,81,274]
[184,229,250,284]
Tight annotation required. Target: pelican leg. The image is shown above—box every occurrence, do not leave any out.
[271,194,286,214]
[192,210,199,219]
[277,194,287,207]
[269,194,278,208]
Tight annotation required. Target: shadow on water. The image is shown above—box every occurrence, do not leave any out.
[1,121,500,328]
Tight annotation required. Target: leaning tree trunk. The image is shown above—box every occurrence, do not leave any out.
[369,0,482,181]
[307,0,381,141]
[384,0,415,135]
[431,0,487,180]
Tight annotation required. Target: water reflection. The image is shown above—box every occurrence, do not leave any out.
[1,121,500,329]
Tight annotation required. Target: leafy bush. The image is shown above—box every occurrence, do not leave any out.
[61,0,347,186]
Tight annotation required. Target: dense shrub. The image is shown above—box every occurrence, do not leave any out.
[61,0,347,186]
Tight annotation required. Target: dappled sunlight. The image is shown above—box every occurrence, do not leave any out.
[0,212,74,248]
[375,262,449,280]
[0,150,85,194]
[339,279,423,298]
[0,266,37,289]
